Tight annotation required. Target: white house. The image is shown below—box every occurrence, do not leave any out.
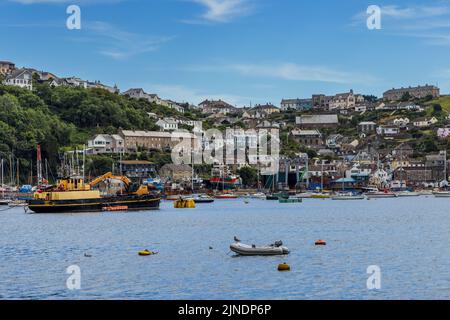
[123,88,161,104]
[87,134,125,154]
[3,68,33,90]
[397,102,423,111]
[413,117,438,128]
[377,126,400,136]
[156,118,179,131]
[393,118,410,127]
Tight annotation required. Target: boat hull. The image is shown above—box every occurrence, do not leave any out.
[433,192,450,198]
[27,195,161,214]
[366,193,396,199]
[332,196,365,200]
[194,199,215,203]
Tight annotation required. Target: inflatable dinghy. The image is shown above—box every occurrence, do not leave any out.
[230,241,290,256]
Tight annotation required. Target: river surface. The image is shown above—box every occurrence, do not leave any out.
[0,197,449,300]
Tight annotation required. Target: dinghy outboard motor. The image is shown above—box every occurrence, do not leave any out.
[273,241,283,248]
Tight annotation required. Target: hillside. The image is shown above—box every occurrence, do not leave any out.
[426,95,450,114]
[0,82,184,181]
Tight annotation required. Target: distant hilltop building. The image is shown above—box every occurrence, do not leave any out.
[251,103,280,115]
[280,98,312,111]
[123,88,162,104]
[383,85,440,101]
[199,99,237,115]
[0,61,16,75]
[312,90,364,111]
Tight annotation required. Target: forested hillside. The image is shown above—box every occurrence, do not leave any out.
[0,82,179,182]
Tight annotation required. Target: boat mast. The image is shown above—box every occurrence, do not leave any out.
[16,158,19,187]
[82,145,86,182]
[1,158,4,199]
[191,150,194,193]
[37,145,43,186]
[444,150,448,184]
[321,160,324,192]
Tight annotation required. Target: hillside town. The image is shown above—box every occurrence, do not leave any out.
[1,59,450,193]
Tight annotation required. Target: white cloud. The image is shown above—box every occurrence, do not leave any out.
[188,62,377,84]
[185,0,254,23]
[353,4,450,23]
[352,4,450,47]
[78,21,173,60]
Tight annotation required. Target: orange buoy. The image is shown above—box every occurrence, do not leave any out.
[315,240,327,246]
[278,263,291,271]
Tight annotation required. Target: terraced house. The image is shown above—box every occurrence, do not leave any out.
[383,85,440,101]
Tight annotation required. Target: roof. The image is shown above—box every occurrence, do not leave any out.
[119,160,155,165]
[5,68,32,79]
[384,85,439,94]
[120,130,195,138]
[291,129,321,136]
[123,88,145,94]
[121,130,172,138]
[359,121,377,125]
[157,118,178,125]
[281,98,312,104]
[160,164,192,172]
[199,99,235,109]
[296,114,339,125]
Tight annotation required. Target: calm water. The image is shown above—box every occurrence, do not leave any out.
[0,197,449,300]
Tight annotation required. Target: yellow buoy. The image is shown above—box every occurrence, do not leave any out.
[278,263,291,271]
[174,199,196,209]
[138,250,154,256]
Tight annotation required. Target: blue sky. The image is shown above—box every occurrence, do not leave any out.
[1,0,450,106]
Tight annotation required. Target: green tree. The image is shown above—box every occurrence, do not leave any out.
[238,166,258,187]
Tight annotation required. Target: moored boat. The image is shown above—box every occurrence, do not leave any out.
[366,190,397,199]
[433,191,450,198]
[310,193,331,199]
[193,194,215,203]
[0,199,12,206]
[230,241,290,256]
[332,193,365,200]
[250,192,266,199]
[27,173,160,214]
[215,193,238,199]
[395,191,420,197]
[279,197,303,204]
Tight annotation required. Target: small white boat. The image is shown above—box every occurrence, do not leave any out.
[230,241,290,256]
[332,193,365,200]
[366,192,397,199]
[193,194,215,203]
[395,191,420,197]
[0,199,12,206]
[250,192,266,199]
[8,200,27,207]
[295,192,313,199]
[433,191,450,198]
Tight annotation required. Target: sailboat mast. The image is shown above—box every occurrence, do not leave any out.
[16,158,19,186]
[1,159,4,198]
[37,145,43,185]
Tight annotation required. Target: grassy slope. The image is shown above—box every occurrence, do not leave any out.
[426,95,450,114]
